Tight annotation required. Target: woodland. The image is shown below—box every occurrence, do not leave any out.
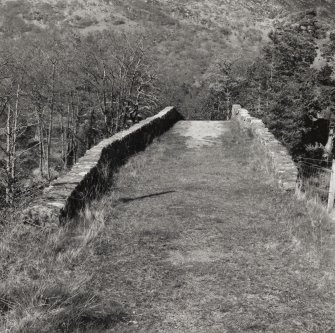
[0,0,335,210]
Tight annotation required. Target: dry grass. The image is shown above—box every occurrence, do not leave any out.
[0,207,127,332]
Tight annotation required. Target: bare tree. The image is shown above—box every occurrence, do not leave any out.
[0,84,22,206]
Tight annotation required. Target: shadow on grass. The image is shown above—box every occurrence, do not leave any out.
[118,190,176,203]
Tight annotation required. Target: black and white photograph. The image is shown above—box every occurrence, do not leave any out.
[1,0,335,332]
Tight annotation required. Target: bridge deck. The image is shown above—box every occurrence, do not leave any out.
[88,121,334,332]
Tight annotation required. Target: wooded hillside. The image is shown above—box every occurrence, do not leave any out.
[0,0,335,207]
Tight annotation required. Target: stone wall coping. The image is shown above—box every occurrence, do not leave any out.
[24,106,182,224]
[232,104,297,191]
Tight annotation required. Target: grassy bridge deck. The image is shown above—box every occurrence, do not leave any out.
[86,120,335,332]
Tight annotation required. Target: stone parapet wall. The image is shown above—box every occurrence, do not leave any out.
[232,104,298,191]
[25,107,183,224]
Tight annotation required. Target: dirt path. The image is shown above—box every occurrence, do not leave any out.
[89,121,335,333]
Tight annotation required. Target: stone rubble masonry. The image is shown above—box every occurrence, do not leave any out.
[232,104,298,191]
[24,107,183,225]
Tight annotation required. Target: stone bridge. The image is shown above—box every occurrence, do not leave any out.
[25,105,297,225]
[73,107,331,332]
[24,105,335,332]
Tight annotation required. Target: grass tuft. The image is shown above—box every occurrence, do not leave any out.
[0,204,127,332]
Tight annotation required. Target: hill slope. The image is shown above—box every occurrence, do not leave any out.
[1,0,334,88]
[1,0,334,31]
[2,0,334,54]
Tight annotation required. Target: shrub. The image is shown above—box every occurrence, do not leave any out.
[114,19,126,25]
[220,26,232,36]
[70,15,99,28]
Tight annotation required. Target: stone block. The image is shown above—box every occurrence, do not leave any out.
[231,106,298,191]
[25,106,183,225]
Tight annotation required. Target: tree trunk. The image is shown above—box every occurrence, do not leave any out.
[5,103,12,206]
[46,62,56,182]
[36,107,45,177]
[60,113,65,164]
[72,94,79,164]
[5,84,20,206]
[257,82,262,114]
[64,99,71,168]
[11,84,19,197]
[225,88,231,120]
